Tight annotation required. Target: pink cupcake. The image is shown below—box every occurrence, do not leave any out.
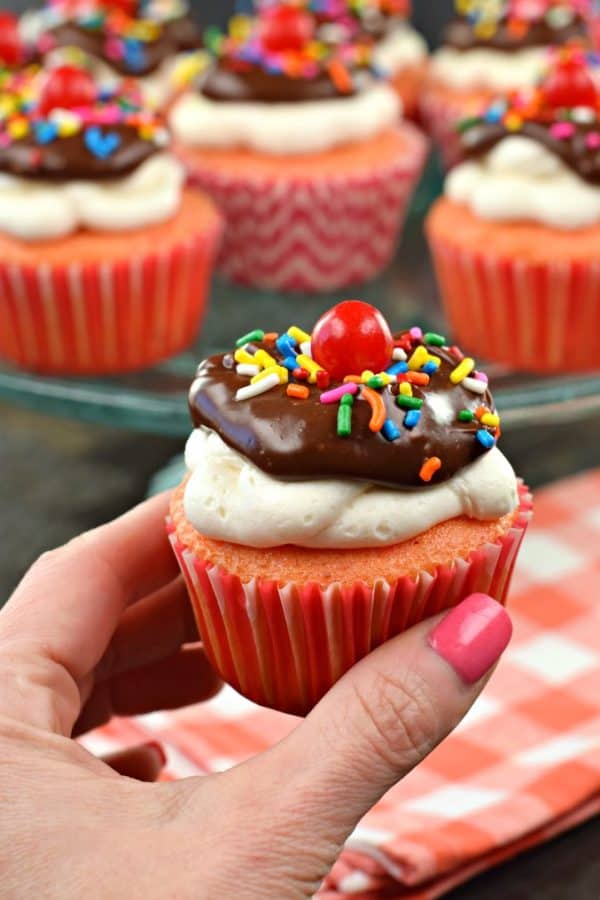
[169,300,531,714]
[169,4,427,292]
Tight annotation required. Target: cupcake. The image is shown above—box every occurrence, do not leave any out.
[0,66,222,375]
[427,49,600,374]
[169,4,427,292]
[169,300,531,715]
[421,0,592,167]
[21,0,206,109]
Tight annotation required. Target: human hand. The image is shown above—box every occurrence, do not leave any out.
[0,494,512,899]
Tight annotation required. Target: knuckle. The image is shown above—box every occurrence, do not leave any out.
[352,668,440,771]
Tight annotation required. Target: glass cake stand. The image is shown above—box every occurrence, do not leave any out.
[1,159,599,439]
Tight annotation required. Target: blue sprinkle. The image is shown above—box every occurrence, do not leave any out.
[84,126,121,159]
[281,356,299,372]
[386,361,409,376]
[422,361,439,375]
[404,410,421,430]
[124,38,147,73]
[98,86,113,102]
[476,429,496,450]
[276,334,297,357]
[34,121,58,144]
[381,419,401,442]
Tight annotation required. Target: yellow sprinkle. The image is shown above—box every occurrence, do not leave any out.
[296,354,323,383]
[138,124,155,140]
[399,382,413,397]
[229,14,252,40]
[172,51,209,88]
[255,349,277,369]
[426,354,441,368]
[505,113,522,132]
[234,348,255,365]
[0,96,17,117]
[130,20,160,40]
[361,370,375,383]
[7,118,28,139]
[481,413,500,428]
[450,357,476,384]
[50,111,80,137]
[251,365,288,385]
[288,326,311,344]
[408,346,428,371]
[378,373,392,386]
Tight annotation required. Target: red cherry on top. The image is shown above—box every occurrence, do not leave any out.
[0,12,23,68]
[311,300,394,382]
[102,0,138,16]
[259,5,315,53]
[38,65,97,115]
[543,51,598,110]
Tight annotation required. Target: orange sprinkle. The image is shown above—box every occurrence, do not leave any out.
[328,59,353,94]
[406,371,430,386]
[287,384,310,400]
[419,457,442,483]
[475,405,490,420]
[343,375,362,383]
[362,387,386,433]
[263,332,279,343]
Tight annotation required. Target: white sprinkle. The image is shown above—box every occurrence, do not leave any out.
[235,373,280,401]
[571,106,596,124]
[236,364,260,377]
[300,341,312,358]
[392,347,407,361]
[463,376,487,395]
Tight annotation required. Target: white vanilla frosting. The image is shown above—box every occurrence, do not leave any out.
[183,427,518,550]
[373,24,428,75]
[169,81,400,155]
[446,136,600,229]
[430,45,549,91]
[0,153,184,241]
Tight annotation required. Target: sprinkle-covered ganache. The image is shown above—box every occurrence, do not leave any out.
[189,301,501,490]
[0,67,169,181]
[443,0,590,51]
[459,48,600,186]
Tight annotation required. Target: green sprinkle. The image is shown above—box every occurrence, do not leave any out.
[236,329,265,348]
[340,393,355,407]
[367,375,386,390]
[457,116,482,133]
[424,332,446,347]
[337,403,352,437]
[396,395,423,411]
[458,409,475,422]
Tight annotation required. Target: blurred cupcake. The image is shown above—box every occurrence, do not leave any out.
[421,0,593,166]
[170,4,427,292]
[169,299,531,714]
[0,66,222,375]
[427,49,600,373]
[21,0,206,109]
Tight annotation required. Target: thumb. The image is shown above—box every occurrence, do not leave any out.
[248,593,512,880]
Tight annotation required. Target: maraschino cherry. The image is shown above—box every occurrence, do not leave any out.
[0,12,23,67]
[311,300,394,382]
[103,0,138,16]
[39,66,97,115]
[543,49,598,110]
[258,4,315,53]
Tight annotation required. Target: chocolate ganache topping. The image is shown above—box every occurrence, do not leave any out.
[444,3,588,52]
[0,71,168,181]
[189,306,501,490]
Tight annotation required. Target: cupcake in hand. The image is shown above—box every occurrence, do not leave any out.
[427,48,600,373]
[169,4,427,292]
[421,0,593,166]
[169,300,531,714]
[0,66,222,375]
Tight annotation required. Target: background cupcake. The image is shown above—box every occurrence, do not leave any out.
[21,0,206,109]
[169,300,531,714]
[170,3,427,292]
[0,66,222,375]
[427,49,600,374]
[421,0,593,166]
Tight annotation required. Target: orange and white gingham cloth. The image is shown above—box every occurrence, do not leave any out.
[82,469,600,899]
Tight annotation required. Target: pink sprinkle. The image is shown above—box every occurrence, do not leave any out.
[320,382,358,404]
[474,371,488,383]
[450,345,464,361]
[37,34,56,53]
[0,133,10,148]
[550,122,575,140]
[94,105,122,124]
[410,326,423,340]
[586,132,600,149]
[105,37,124,61]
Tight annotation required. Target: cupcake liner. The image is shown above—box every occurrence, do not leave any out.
[419,86,489,169]
[182,124,427,292]
[0,227,221,375]
[429,236,600,373]
[168,483,532,715]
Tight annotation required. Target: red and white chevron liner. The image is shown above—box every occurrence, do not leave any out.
[429,237,600,373]
[0,227,221,375]
[419,87,473,170]
[184,124,427,292]
[168,483,531,716]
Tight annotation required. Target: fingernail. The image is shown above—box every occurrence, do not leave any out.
[427,593,512,685]
[145,741,167,768]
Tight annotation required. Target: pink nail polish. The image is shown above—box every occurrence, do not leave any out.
[428,594,513,685]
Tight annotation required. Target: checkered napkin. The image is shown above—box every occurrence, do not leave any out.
[82,469,600,899]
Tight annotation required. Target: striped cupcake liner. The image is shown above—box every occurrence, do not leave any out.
[419,85,493,169]
[0,226,221,376]
[180,124,428,293]
[168,483,532,716]
[429,237,600,373]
